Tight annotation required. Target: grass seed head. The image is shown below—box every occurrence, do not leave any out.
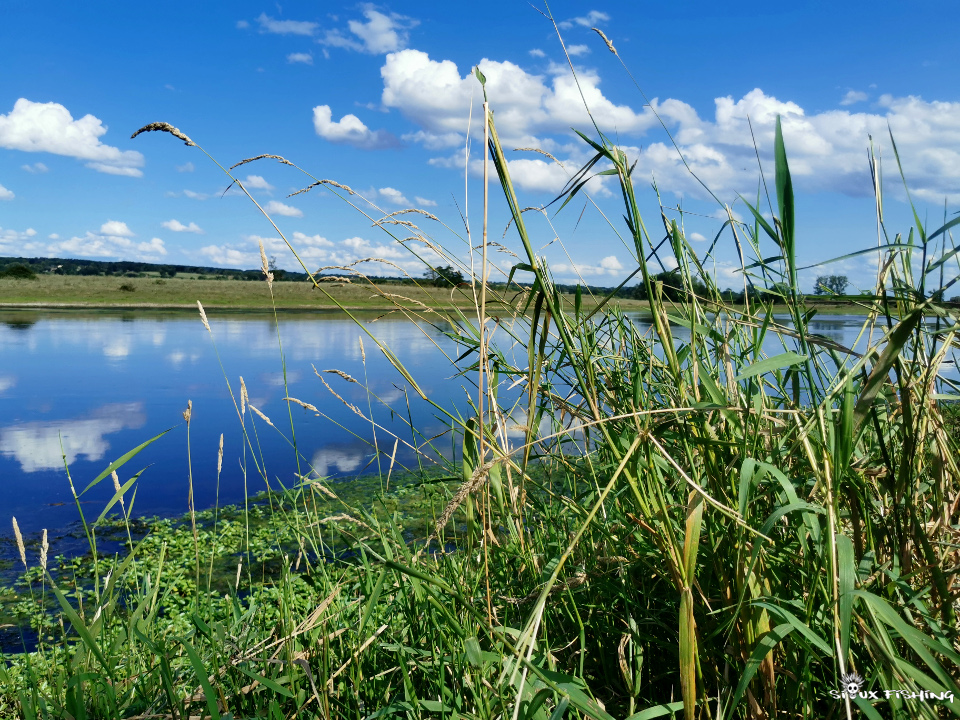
[197,301,211,332]
[218,433,224,474]
[12,517,26,568]
[130,122,196,146]
[240,376,248,415]
[40,529,47,570]
[182,399,192,423]
[592,28,617,55]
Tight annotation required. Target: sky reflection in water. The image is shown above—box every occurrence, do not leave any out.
[0,310,470,538]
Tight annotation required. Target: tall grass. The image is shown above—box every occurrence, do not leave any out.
[3,20,960,720]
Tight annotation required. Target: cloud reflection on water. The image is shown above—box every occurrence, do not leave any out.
[0,402,146,472]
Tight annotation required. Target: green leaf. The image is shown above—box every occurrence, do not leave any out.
[81,428,172,497]
[752,602,832,655]
[95,470,143,525]
[625,702,684,720]
[853,309,924,431]
[837,534,856,661]
[181,637,221,719]
[235,665,294,698]
[774,115,796,284]
[734,352,808,381]
[731,624,794,708]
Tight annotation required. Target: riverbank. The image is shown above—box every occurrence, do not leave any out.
[0,274,884,314]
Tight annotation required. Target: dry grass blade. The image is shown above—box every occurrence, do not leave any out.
[130,122,195,146]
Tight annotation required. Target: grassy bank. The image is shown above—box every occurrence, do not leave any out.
[2,32,959,720]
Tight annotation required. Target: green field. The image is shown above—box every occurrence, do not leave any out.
[0,273,884,316]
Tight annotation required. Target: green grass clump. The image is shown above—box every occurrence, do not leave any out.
[3,22,960,720]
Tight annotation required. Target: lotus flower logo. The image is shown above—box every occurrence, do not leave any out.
[841,672,864,696]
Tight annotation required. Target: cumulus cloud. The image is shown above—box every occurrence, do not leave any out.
[21,162,47,173]
[625,88,960,202]
[689,232,707,242]
[256,13,318,36]
[0,226,40,256]
[414,196,436,207]
[176,161,194,172]
[378,187,409,205]
[322,6,418,54]
[265,200,303,217]
[529,48,546,58]
[100,220,133,237]
[0,99,144,176]
[236,19,250,29]
[161,219,204,233]
[243,175,273,191]
[380,50,657,150]
[312,105,399,149]
[0,183,13,201]
[287,52,313,65]
[566,44,590,57]
[840,90,869,106]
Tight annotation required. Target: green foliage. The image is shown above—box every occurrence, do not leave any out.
[814,274,849,295]
[0,263,37,280]
[424,264,465,287]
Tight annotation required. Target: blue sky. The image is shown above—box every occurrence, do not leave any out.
[2,0,958,292]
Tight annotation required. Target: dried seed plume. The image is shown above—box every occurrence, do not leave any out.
[198,301,211,332]
[12,517,26,569]
[182,399,193,423]
[131,122,195,146]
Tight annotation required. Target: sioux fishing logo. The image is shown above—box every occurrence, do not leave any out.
[829,672,954,703]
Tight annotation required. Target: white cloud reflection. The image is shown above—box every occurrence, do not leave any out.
[0,402,146,472]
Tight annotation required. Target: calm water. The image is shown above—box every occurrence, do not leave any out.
[0,309,476,545]
[1,310,956,547]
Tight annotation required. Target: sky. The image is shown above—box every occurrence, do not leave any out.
[2,0,959,293]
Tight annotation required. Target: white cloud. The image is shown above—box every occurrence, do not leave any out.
[560,10,610,29]
[243,174,274,191]
[627,88,960,202]
[183,189,209,200]
[21,162,47,173]
[100,220,133,237]
[256,13,318,36]
[138,238,167,256]
[840,90,869,106]
[553,254,624,278]
[0,376,15,394]
[48,233,59,239]
[265,200,303,217]
[414,196,436,207]
[0,99,144,176]
[529,49,546,58]
[176,161,194,172]
[380,50,657,150]
[312,105,399,150]
[378,187,409,205]
[0,184,13,201]
[287,52,313,65]
[199,245,257,267]
[0,226,40,255]
[567,44,590,57]
[236,19,250,29]
[161,219,204,233]
[689,232,707,242]
[322,6,418,54]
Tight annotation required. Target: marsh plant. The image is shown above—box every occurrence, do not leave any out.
[3,21,960,720]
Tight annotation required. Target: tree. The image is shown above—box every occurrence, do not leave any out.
[633,270,708,302]
[0,263,37,280]
[424,265,465,287]
[814,274,848,295]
